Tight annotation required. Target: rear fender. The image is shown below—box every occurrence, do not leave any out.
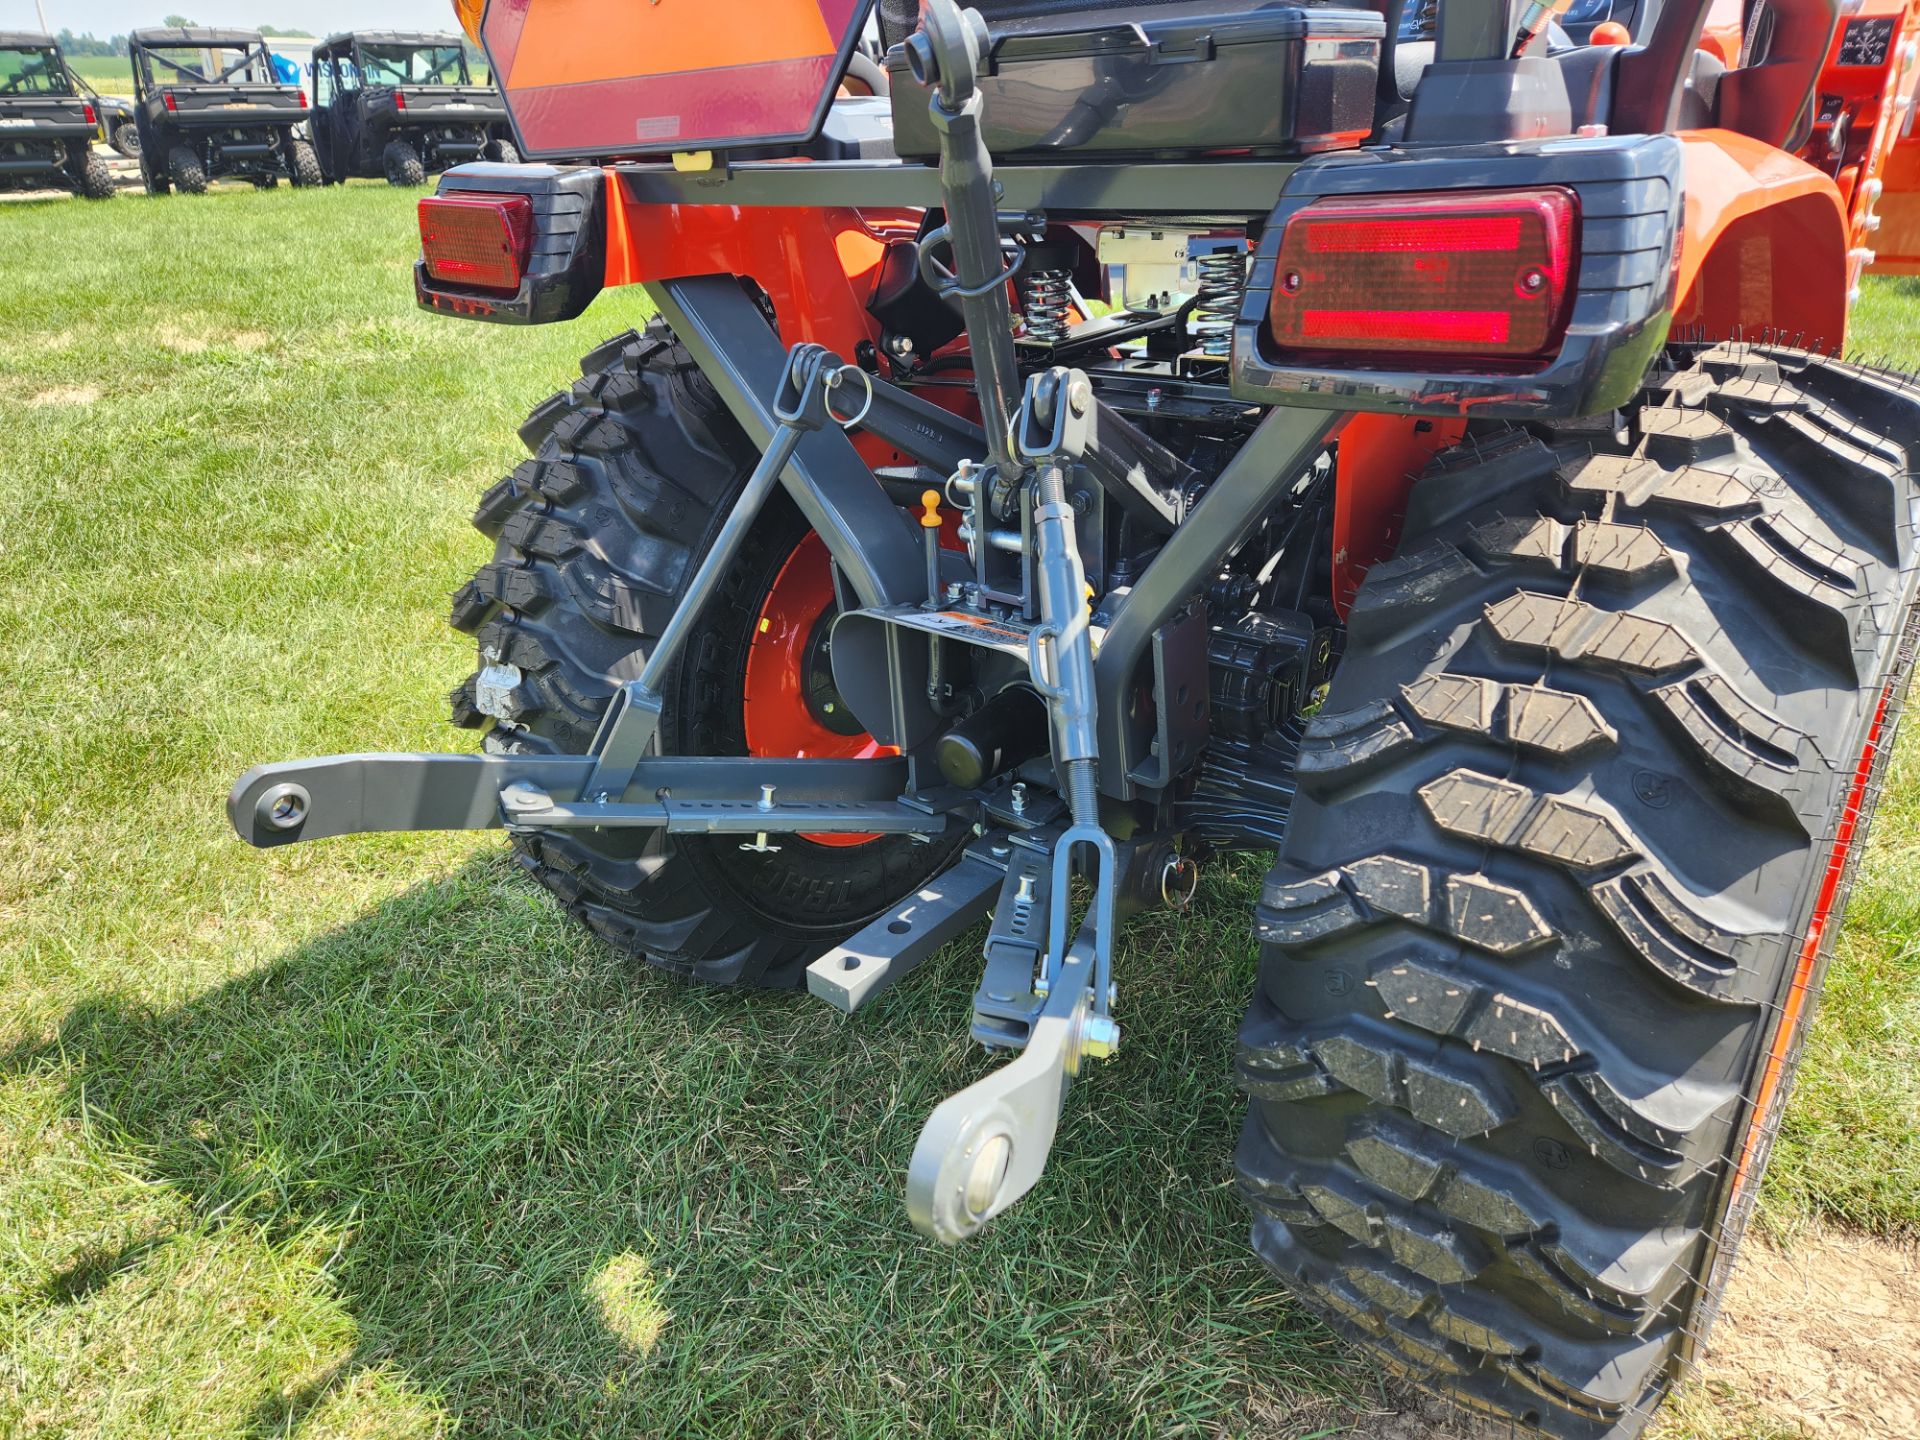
[1672,129,1851,351]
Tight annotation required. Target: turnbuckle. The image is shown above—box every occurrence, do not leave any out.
[906,364,1124,1244]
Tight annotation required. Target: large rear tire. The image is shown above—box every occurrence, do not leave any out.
[288,139,322,188]
[1234,344,1920,1437]
[450,322,966,987]
[382,139,426,188]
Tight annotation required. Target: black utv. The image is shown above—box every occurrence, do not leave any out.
[0,32,114,199]
[128,27,318,194]
[311,32,514,187]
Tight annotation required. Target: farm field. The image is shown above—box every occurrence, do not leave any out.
[1,182,1917,1439]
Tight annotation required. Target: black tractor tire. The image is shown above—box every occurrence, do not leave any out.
[382,140,426,187]
[111,122,140,158]
[74,152,115,200]
[167,144,207,195]
[485,137,519,164]
[288,139,322,188]
[1234,344,1920,1438]
[448,321,967,988]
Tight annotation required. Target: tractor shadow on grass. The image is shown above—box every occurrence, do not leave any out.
[6,851,1391,1437]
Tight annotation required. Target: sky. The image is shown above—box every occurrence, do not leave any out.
[1,0,459,37]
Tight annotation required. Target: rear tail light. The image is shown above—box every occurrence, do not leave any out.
[83,102,96,125]
[1267,187,1578,368]
[393,90,406,111]
[298,88,308,107]
[163,89,177,112]
[419,192,535,293]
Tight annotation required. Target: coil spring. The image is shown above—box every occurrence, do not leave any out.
[1022,268,1072,343]
[1191,246,1247,358]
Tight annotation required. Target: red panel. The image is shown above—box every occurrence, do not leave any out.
[485,0,867,158]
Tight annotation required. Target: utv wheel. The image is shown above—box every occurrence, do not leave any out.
[75,152,115,200]
[1234,344,1920,1437]
[382,140,426,187]
[288,139,322,188]
[167,144,207,194]
[110,122,140,158]
[140,154,169,196]
[449,321,967,987]
[484,137,519,164]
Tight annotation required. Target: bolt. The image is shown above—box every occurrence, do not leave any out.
[1033,974,1051,998]
[1067,377,1092,416]
[1107,981,1119,1008]
[758,783,777,812]
[1282,270,1302,295]
[1081,1015,1121,1061]
[1009,782,1028,816]
[1014,874,1035,904]
[500,782,550,813]
[1519,268,1546,294]
[989,842,1009,858]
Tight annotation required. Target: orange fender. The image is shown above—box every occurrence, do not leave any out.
[1673,130,1852,352]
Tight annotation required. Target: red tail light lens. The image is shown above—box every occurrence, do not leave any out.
[1267,187,1578,368]
[419,192,535,293]
[163,89,177,112]
[393,90,406,111]
[83,102,96,125]
[298,88,308,107]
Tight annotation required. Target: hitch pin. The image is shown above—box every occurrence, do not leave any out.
[920,489,944,609]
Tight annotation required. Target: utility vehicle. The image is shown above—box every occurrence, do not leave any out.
[309,32,515,187]
[128,27,318,194]
[231,0,1920,1433]
[0,32,113,199]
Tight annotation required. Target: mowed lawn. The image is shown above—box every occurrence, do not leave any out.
[1,181,1917,1440]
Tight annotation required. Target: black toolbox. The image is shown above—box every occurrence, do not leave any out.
[885,2,1386,161]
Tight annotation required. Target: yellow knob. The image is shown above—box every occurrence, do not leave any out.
[920,489,943,528]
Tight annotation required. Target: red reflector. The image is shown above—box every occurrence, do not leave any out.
[1268,187,1578,368]
[298,88,308,108]
[163,89,177,112]
[418,192,535,293]
[83,102,96,125]
[393,90,407,111]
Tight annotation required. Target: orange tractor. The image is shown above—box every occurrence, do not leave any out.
[232,0,1920,1433]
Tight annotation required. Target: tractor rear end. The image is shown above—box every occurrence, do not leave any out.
[233,1,1920,1434]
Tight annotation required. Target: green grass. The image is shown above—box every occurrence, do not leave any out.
[63,54,136,96]
[0,181,1916,1438]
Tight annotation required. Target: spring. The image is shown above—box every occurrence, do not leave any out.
[1191,246,1247,358]
[1022,268,1072,343]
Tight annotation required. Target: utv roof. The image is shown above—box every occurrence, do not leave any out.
[130,27,266,47]
[0,30,60,47]
[316,31,468,51]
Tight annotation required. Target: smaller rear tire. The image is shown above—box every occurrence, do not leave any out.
[110,122,140,158]
[75,152,115,200]
[382,140,426,187]
[140,154,169,196]
[167,144,206,195]
[484,137,518,164]
[288,139,322,188]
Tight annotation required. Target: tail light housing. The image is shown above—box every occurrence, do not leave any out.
[298,88,308,107]
[163,89,177,112]
[419,192,534,293]
[454,0,487,46]
[393,90,407,111]
[82,102,96,125]
[1266,186,1578,368]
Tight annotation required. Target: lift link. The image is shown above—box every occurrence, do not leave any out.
[581,343,846,802]
[905,365,1122,1245]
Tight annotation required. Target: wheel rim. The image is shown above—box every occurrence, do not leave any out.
[743,531,889,847]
